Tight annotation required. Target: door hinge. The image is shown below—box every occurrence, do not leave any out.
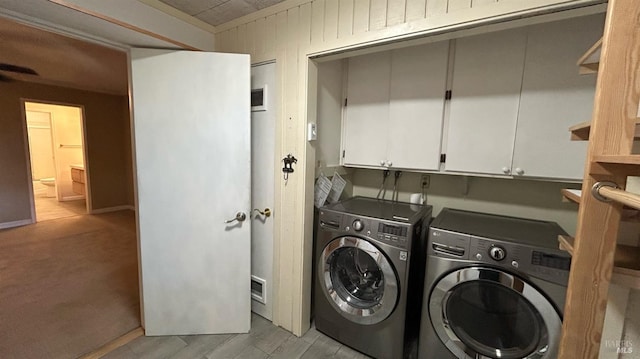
[440,154,446,163]
[344,98,348,107]
[342,150,345,158]
[445,90,452,100]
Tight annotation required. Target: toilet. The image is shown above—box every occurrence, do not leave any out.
[40,177,56,197]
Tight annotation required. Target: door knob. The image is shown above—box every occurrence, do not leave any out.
[502,167,511,175]
[225,211,247,223]
[253,208,271,217]
[515,168,525,176]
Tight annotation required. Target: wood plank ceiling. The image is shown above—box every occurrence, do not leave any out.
[158,0,287,26]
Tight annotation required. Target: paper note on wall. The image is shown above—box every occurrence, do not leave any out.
[314,173,332,208]
[328,172,346,204]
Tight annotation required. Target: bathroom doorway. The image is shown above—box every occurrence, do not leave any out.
[23,101,89,222]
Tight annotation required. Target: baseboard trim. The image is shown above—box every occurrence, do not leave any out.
[90,205,135,214]
[80,327,144,359]
[59,195,86,202]
[0,219,33,229]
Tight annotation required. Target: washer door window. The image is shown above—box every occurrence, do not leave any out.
[319,236,399,325]
[430,267,561,359]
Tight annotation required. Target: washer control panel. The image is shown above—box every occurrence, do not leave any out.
[488,245,507,261]
[318,211,416,249]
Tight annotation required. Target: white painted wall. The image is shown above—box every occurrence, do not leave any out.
[213,0,607,335]
[352,169,581,233]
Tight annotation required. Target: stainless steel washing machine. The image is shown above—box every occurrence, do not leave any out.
[419,208,571,359]
[315,196,432,359]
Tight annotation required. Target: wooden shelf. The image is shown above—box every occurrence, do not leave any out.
[569,121,591,141]
[558,235,640,289]
[577,37,602,75]
[569,119,640,141]
[594,154,640,165]
[561,188,582,204]
[558,235,575,255]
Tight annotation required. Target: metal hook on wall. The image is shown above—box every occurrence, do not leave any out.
[282,154,297,181]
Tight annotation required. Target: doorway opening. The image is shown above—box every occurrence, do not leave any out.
[23,101,89,222]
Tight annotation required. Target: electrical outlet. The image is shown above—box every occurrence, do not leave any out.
[420,175,430,189]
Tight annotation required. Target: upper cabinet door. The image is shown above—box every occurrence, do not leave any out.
[511,14,603,180]
[387,41,449,171]
[342,51,391,167]
[445,29,527,175]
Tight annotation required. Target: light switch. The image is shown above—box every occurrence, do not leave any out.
[307,123,317,141]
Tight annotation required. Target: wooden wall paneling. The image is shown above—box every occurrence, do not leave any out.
[237,24,248,53]
[254,18,266,60]
[559,0,640,357]
[272,8,290,331]
[311,0,326,44]
[353,0,370,34]
[473,0,498,7]
[369,0,388,30]
[264,15,277,60]
[426,0,448,16]
[406,0,427,22]
[215,30,229,52]
[279,5,302,334]
[448,0,472,12]
[294,2,313,337]
[299,3,313,49]
[227,27,239,53]
[387,0,407,26]
[338,0,354,39]
[324,0,340,42]
[246,21,256,57]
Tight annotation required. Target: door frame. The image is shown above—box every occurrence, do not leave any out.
[19,99,92,222]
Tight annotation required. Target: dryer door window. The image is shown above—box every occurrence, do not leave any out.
[319,236,399,325]
[429,267,562,359]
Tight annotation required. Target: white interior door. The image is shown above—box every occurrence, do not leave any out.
[250,62,276,320]
[131,48,251,335]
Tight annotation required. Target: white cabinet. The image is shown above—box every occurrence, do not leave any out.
[342,41,449,171]
[511,14,602,180]
[444,29,527,175]
[445,14,602,180]
[342,51,391,168]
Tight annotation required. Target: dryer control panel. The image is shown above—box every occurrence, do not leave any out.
[429,227,570,286]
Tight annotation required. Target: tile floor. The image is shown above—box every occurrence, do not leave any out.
[102,314,370,359]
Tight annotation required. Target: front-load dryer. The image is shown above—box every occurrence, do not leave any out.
[419,208,571,359]
[315,196,432,359]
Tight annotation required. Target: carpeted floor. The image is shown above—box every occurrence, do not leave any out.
[0,210,140,359]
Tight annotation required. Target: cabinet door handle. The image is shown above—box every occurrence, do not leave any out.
[515,168,525,176]
[380,160,386,166]
[502,167,511,175]
[387,161,392,167]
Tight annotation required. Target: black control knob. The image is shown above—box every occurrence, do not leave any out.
[489,245,506,261]
[352,219,364,232]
